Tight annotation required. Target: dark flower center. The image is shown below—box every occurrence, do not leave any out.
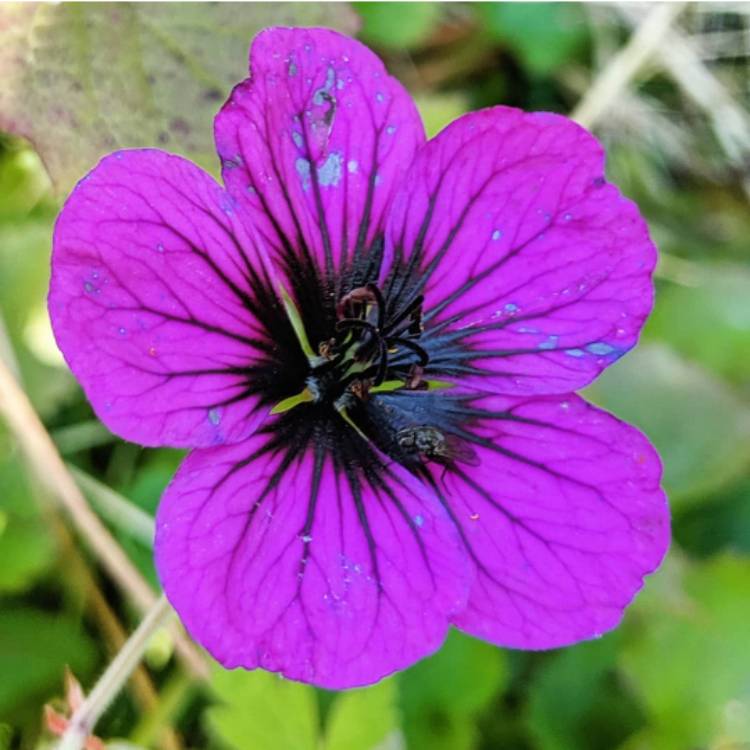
[239,246,479,477]
[306,282,428,406]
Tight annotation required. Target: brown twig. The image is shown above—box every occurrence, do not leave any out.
[0,356,208,681]
[571,3,686,129]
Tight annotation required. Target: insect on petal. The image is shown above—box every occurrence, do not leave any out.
[421,393,670,648]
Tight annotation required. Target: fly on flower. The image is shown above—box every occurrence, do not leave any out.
[48,27,670,689]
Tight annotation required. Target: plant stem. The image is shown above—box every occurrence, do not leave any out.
[57,595,174,750]
[0,347,208,681]
[571,3,684,129]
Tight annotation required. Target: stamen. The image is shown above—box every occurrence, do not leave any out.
[365,282,386,330]
[270,387,315,414]
[388,337,429,366]
[385,294,424,336]
[278,282,323,366]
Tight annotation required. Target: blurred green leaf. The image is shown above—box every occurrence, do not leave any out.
[400,630,507,750]
[526,634,644,750]
[674,477,750,558]
[620,555,750,750]
[52,420,115,455]
[324,679,398,750]
[0,434,55,593]
[477,3,588,77]
[206,668,318,750]
[0,3,358,195]
[0,144,50,219]
[0,608,96,717]
[414,93,469,139]
[356,2,441,49]
[71,465,155,547]
[586,344,750,505]
[645,264,750,385]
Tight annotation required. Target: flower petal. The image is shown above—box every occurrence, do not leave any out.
[423,393,669,648]
[155,425,469,689]
[215,27,425,287]
[49,149,273,448]
[383,108,656,395]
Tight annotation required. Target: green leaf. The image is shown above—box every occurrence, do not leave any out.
[0,608,96,717]
[0,3,358,195]
[324,680,398,750]
[400,630,507,750]
[414,93,470,139]
[620,554,750,750]
[477,3,588,77]
[0,433,56,593]
[70,465,155,547]
[51,420,115,455]
[674,477,750,558]
[585,344,750,506]
[0,143,51,220]
[206,668,319,750]
[356,3,441,49]
[645,263,750,385]
[525,634,644,750]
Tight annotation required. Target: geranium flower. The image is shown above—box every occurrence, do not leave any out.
[49,27,669,689]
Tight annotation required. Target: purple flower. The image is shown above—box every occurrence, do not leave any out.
[49,27,669,689]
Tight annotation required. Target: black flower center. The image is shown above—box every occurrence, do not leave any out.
[238,246,478,477]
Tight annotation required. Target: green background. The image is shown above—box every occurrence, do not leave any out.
[1,3,749,749]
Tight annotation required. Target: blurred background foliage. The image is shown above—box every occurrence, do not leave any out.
[0,2,749,749]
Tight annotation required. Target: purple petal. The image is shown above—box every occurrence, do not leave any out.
[155,430,469,689]
[384,108,656,395]
[431,393,669,648]
[215,27,425,284]
[49,149,273,448]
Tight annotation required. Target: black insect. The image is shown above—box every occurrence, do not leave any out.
[396,425,479,467]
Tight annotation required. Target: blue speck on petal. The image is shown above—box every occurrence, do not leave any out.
[156,243,164,253]
[84,281,95,293]
[375,92,384,103]
[208,408,221,426]
[413,514,424,528]
[504,302,519,313]
[295,157,311,190]
[492,229,502,241]
[317,151,343,187]
[538,335,559,351]
[220,195,236,215]
[118,327,127,336]
[347,159,358,174]
[586,342,617,356]
[565,348,585,358]
[292,131,304,149]
[386,125,396,135]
